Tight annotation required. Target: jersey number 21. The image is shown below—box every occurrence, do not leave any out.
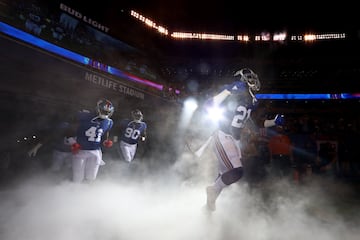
[231,105,251,129]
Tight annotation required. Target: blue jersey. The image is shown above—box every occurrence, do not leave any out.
[76,110,113,150]
[119,119,147,145]
[217,89,256,140]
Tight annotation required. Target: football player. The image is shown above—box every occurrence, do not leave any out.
[70,98,114,183]
[116,109,147,163]
[203,68,284,212]
[28,120,75,175]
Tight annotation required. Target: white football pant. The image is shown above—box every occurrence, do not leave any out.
[119,140,137,163]
[72,149,104,182]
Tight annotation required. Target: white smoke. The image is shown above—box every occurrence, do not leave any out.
[0,157,359,240]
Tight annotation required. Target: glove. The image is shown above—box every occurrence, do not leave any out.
[103,139,113,148]
[264,114,285,128]
[71,143,81,154]
[274,114,285,126]
[64,136,77,146]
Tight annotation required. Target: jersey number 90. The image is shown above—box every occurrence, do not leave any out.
[124,127,141,140]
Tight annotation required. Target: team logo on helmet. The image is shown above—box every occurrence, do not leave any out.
[97,99,114,119]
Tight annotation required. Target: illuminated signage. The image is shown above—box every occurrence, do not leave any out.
[60,3,110,33]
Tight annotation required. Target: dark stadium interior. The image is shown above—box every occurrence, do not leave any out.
[55,0,360,94]
[0,1,360,240]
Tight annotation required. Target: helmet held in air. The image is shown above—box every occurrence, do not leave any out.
[234,68,261,104]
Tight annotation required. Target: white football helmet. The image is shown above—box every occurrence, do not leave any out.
[96,99,114,119]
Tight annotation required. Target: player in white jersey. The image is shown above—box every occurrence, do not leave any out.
[70,99,115,183]
[116,109,147,163]
[202,68,284,212]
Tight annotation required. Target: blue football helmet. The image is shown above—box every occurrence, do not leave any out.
[96,99,114,119]
[234,68,261,93]
[131,109,143,122]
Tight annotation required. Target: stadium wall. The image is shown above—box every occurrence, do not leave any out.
[0,33,181,160]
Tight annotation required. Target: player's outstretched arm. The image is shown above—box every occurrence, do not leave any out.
[28,143,43,157]
[264,114,285,128]
[212,89,231,106]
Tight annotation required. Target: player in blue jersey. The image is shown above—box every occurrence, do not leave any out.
[201,68,284,212]
[70,98,115,183]
[117,109,147,163]
[28,120,75,175]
